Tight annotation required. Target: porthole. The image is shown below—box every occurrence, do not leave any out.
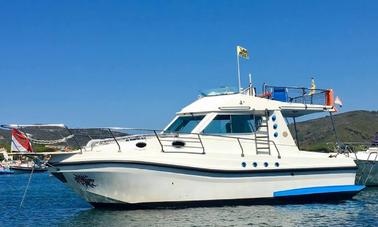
[264,162,269,167]
[252,162,258,167]
[273,124,278,129]
[136,142,147,148]
[274,132,278,137]
[241,162,247,167]
[275,162,279,167]
[272,115,277,121]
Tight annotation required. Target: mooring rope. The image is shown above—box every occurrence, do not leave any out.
[19,165,35,209]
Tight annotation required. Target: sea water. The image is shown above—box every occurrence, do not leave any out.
[1,173,377,227]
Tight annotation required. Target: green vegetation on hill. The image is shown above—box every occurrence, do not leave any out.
[291,110,378,152]
[0,128,56,152]
[0,127,127,152]
[0,141,54,153]
[0,141,10,151]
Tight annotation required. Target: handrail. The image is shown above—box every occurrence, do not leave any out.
[326,141,378,160]
[237,138,244,157]
[152,130,281,158]
[64,126,83,153]
[264,85,328,92]
[1,125,282,159]
[153,130,164,152]
[197,134,205,154]
[108,128,121,152]
[326,141,373,152]
[367,152,378,162]
[270,141,281,159]
[263,85,329,106]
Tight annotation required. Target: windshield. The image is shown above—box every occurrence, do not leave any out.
[165,116,205,133]
[203,114,262,134]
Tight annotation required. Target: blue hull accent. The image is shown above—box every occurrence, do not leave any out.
[90,190,362,210]
[87,185,365,210]
[274,185,365,197]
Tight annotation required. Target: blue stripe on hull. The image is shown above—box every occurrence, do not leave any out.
[274,185,365,197]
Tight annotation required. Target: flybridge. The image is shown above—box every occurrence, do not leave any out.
[185,82,338,118]
[200,84,335,107]
[262,85,335,107]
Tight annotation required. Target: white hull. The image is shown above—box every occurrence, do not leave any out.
[50,161,360,208]
[18,89,366,208]
[353,148,378,186]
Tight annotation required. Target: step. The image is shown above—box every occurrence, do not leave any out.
[255,138,270,141]
[255,134,269,137]
[256,143,270,146]
[257,151,270,154]
[255,139,270,142]
[255,136,269,139]
[256,147,270,149]
[256,151,270,153]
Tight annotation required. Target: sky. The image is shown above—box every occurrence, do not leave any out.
[0,0,377,129]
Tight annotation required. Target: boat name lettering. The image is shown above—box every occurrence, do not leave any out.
[74,174,96,188]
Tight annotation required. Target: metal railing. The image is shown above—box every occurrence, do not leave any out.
[146,130,282,159]
[367,152,378,162]
[1,124,282,159]
[263,85,330,106]
[156,132,205,154]
[327,141,377,159]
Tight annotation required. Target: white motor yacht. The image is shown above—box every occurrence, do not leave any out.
[3,85,364,209]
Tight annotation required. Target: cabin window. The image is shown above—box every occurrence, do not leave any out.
[203,114,262,134]
[165,115,205,133]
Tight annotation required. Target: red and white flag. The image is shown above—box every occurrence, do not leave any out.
[11,129,33,153]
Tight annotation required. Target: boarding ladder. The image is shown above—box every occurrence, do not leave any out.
[255,109,271,155]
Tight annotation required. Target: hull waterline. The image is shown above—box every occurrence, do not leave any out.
[49,162,364,209]
[10,166,48,173]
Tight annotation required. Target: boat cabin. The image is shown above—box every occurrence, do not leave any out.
[162,85,337,155]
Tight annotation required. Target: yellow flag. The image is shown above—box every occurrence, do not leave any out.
[309,78,316,95]
[237,46,249,59]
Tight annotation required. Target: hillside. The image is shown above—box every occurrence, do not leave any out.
[0,127,127,152]
[1,110,377,153]
[291,110,378,152]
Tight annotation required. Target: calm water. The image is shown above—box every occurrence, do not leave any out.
[1,173,378,227]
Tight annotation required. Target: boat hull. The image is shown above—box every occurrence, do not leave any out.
[355,159,378,186]
[50,162,363,209]
[89,190,361,209]
[0,170,14,175]
[10,166,48,173]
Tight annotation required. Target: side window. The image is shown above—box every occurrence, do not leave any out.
[165,116,204,133]
[203,114,262,134]
[203,115,231,134]
[232,115,253,133]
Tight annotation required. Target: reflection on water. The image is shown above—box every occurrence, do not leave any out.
[1,174,378,227]
[60,196,377,227]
